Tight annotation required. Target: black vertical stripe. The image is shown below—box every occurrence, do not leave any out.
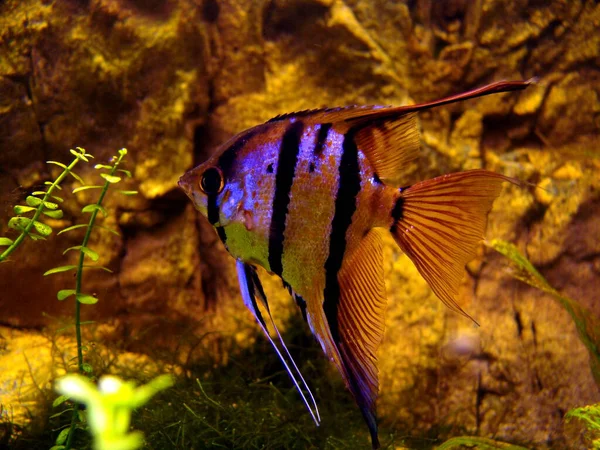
[322,130,379,449]
[323,129,361,344]
[389,196,405,234]
[217,127,261,176]
[294,294,308,323]
[209,127,264,247]
[207,194,228,246]
[207,195,220,225]
[313,123,332,156]
[268,120,305,276]
[216,226,227,245]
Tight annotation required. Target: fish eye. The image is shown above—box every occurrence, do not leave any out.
[199,167,224,195]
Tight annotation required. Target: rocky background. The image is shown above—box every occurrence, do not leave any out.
[1,0,599,448]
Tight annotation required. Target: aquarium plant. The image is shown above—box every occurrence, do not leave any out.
[0,147,92,262]
[0,146,174,449]
[566,403,600,449]
[44,148,135,371]
[488,239,600,385]
[54,374,174,450]
[41,148,154,449]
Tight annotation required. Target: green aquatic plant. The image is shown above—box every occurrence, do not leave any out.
[45,148,135,367]
[435,436,529,449]
[565,403,600,449]
[0,147,92,262]
[488,239,600,386]
[54,374,174,450]
[44,148,138,449]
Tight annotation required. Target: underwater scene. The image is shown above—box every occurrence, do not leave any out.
[1,0,599,449]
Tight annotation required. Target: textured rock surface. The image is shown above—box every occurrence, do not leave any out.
[1,0,599,447]
[0,326,180,427]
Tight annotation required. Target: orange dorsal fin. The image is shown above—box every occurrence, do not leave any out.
[270,106,419,186]
[390,169,518,321]
[337,229,387,423]
[350,113,420,186]
[267,80,533,186]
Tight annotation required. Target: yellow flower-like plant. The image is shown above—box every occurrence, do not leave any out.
[55,374,174,450]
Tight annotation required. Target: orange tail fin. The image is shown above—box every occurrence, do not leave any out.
[389,169,517,321]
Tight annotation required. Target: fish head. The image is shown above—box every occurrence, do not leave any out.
[178,126,268,229]
[178,160,216,217]
[178,158,243,228]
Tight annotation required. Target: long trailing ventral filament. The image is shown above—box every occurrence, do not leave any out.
[236,260,321,426]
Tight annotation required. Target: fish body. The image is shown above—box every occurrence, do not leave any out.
[179,80,532,448]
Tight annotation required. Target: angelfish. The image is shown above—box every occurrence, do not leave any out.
[178,80,532,448]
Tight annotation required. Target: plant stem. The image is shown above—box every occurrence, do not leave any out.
[0,157,81,262]
[64,152,125,450]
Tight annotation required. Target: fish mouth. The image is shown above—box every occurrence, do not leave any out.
[177,175,192,199]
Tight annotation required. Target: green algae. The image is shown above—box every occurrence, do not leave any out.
[436,436,529,450]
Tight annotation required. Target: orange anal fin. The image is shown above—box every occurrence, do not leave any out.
[390,169,518,321]
[337,229,387,449]
[303,229,387,449]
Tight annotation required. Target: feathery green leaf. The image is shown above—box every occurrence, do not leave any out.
[13,205,36,214]
[95,225,120,236]
[72,185,103,194]
[63,245,99,261]
[100,173,121,184]
[57,289,76,301]
[27,232,47,241]
[490,239,600,387]
[32,220,52,236]
[0,237,14,246]
[82,265,113,273]
[68,171,85,184]
[55,427,70,445]
[47,161,68,170]
[43,209,64,219]
[8,216,31,231]
[52,394,70,408]
[58,224,87,235]
[76,293,98,305]
[26,195,43,207]
[44,265,77,276]
[43,200,59,210]
[82,204,108,217]
[70,149,89,162]
[45,181,62,189]
[94,164,112,170]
